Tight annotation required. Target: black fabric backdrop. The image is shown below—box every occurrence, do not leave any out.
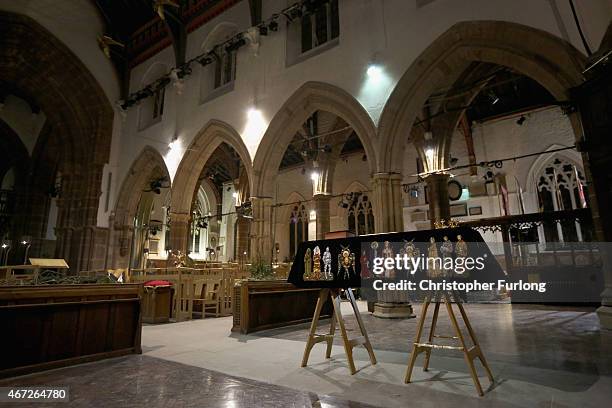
[287,227,504,288]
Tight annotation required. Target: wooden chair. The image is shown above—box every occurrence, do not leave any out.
[191,279,221,318]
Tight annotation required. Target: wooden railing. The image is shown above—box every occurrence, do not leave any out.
[461,209,603,302]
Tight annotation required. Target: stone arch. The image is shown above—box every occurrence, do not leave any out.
[171,120,253,216]
[280,191,309,222]
[342,180,369,194]
[109,146,170,268]
[378,20,586,174]
[252,81,378,198]
[114,146,171,228]
[0,11,113,271]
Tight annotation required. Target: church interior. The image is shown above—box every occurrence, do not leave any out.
[1,1,611,407]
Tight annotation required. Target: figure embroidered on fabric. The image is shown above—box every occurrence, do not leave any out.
[427,237,442,278]
[382,241,395,278]
[338,245,355,280]
[323,246,333,280]
[360,250,370,278]
[312,246,321,280]
[303,248,312,280]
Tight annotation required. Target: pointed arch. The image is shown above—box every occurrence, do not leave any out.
[280,191,308,222]
[170,120,253,215]
[252,81,378,198]
[341,180,369,194]
[114,146,171,228]
[378,20,587,174]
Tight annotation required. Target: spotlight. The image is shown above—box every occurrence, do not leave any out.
[310,172,319,181]
[232,192,238,198]
[197,55,214,66]
[367,64,382,79]
[168,139,178,149]
[516,115,526,125]
[488,92,499,105]
[226,37,246,52]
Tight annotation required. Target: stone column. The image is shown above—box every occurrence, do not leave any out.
[250,197,273,262]
[370,173,413,318]
[424,173,451,228]
[235,214,250,262]
[313,194,331,240]
[167,211,191,256]
[371,172,404,233]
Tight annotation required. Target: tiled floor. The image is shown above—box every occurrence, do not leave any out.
[2,302,611,407]
[0,355,375,408]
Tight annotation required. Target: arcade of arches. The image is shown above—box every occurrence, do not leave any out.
[1,4,612,406]
[2,12,612,311]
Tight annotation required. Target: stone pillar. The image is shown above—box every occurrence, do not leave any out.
[108,222,134,270]
[371,173,404,233]
[370,173,413,318]
[250,197,273,262]
[424,173,451,228]
[572,61,612,329]
[313,194,331,240]
[235,215,250,262]
[167,211,191,255]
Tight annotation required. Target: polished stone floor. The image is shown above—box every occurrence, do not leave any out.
[258,303,612,376]
[0,355,375,408]
[2,302,611,407]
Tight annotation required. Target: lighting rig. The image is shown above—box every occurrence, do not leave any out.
[338,192,363,209]
[118,0,332,111]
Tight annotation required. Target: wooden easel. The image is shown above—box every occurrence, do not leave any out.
[405,290,494,396]
[301,288,377,374]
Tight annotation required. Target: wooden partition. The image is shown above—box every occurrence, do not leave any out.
[129,266,247,320]
[232,280,333,334]
[0,284,142,378]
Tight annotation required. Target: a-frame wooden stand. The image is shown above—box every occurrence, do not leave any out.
[302,288,377,374]
[405,290,494,396]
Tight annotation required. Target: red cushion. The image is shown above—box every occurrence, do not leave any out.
[144,280,173,287]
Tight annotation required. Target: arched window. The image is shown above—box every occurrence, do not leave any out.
[536,157,588,242]
[138,63,167,130]
[537,157,587,211]
[289,204,308,259]
[199,23,238,102]
[347,194,374,236]
[213,46,236,89]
